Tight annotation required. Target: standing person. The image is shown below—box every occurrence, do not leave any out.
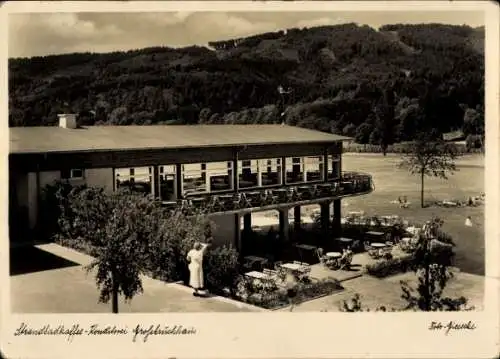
[186,240,210,297]
[465,216,473,227]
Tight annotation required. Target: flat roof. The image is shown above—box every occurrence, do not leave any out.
[10,125,351,154]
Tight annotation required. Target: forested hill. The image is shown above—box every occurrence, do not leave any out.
[9,23,484,145]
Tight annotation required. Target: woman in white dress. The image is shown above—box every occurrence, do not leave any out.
[187,241,210,296]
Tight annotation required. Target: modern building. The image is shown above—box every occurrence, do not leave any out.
[9,114,374,252]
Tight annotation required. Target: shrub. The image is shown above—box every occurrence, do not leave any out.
[204,245,240,295]
[366,255,414,278]
[235,277,343,309]
[40,180,88,241]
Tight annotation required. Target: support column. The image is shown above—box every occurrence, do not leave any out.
[320,202,330,240]
[243,213,252,232]
[281,156,287,185]
[27,172,38,231]
[234,213,242,254]
[294,206,301,229]
[233,150,239,193]
[278,208,289,242]
[333,199,342,237]
[323,148,329,182]
[175,164,183,199]
[153,165,160,200]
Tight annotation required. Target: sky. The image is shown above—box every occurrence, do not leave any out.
[8,11,484,58]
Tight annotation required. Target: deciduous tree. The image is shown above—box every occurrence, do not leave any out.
[398,134,457,207]
[400,216,472,311]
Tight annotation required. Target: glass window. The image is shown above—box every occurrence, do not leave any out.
[159,165,177,201]
[207,161,233,192]
[285,157,304,184]
[182,163,207,195]
[305,156,323,182]
[258,158,282,186]
[115,166,153,194]
[238,160,259,189]
[328,155,341,180]
[61,168,85,180]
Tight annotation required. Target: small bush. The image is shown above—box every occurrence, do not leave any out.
[204,245,240,295]
[366,255,414,278]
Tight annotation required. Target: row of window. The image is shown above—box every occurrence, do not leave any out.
[61,155,341,201]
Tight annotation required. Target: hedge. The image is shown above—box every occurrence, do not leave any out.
[343,142,483,154]
[366,255,415,278]
[235,277,343,310]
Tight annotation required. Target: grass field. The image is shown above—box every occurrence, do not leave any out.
[252,153,484,275]
[341,153,485,276]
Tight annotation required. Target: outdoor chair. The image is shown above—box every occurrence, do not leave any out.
[265,190,279,205]
[316,248,326,264]
[239,193,252,208]
[398,241,415,253]
[242,258,254,271]
[297,186,313,200]
[206,196,223,212]
[325,257,341,270]
[339,252,354,270]
[263,268,276,276]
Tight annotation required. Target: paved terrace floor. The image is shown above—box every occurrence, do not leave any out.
[10,244,258,313]
[10,243,484,313]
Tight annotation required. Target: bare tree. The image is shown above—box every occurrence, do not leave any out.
[399,133,458,208]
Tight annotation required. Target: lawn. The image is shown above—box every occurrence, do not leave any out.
[340,153,485,275]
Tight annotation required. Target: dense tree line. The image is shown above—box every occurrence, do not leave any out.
[9,23,484,145]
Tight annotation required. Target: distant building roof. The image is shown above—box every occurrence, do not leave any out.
[10,125,351,154]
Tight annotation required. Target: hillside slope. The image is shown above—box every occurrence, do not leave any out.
[8,23,484,144]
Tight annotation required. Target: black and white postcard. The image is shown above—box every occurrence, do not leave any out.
[1,1,499,358]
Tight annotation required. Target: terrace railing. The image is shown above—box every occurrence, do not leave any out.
[161,171,374,215]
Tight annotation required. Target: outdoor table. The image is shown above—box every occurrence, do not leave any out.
[337,237,353,243]
[243,256,268,271]
[244,255,267,263]
[247,191,262,196]
[280,262,304,271]
[295,243,317,251]
[371,242,387,248]
[317,184,331,188]
[219,194,233,200]
[244,271,272,280]
[246,191,262,204]
[366,231,385,236]
[294,243,317,262]
[251,226,262,232]
[161,200,177,207]
[326,252,342,258]
[349,211,364,216]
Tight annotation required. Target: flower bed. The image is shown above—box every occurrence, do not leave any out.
[366,255,415,278]
[233,277,343,310]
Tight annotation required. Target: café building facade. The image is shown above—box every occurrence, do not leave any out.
[9,114,374,251]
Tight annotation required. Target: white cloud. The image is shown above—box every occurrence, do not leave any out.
[7,11,484,58]
[296,17,347,29]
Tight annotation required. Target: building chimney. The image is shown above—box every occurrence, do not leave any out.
[58,113,77,129]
